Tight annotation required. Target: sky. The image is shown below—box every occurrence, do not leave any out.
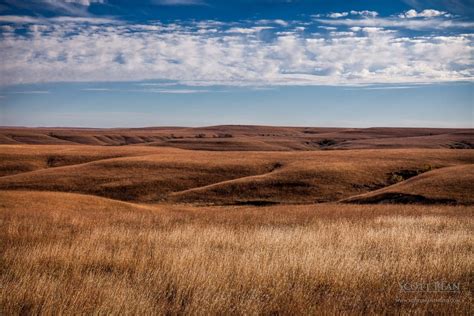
[0,0,472,128]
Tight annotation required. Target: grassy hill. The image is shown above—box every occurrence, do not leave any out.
[1,126,472,150]
[0,145,472,205]
[343,164,474,205]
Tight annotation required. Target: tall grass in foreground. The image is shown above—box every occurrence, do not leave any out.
[0,192,472,314]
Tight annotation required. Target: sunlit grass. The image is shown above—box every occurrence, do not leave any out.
[0,191,472,314]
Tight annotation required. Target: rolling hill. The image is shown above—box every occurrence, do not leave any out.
[0,126,472,150]
[1,129,473,315]
[0,145,472,205]
[343,164,474,205]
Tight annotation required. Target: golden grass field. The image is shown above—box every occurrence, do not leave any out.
[0,126,473,314]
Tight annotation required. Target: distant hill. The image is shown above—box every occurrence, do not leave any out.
[0,126,472,150]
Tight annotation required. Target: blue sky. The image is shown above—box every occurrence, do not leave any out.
[0,0,473,127]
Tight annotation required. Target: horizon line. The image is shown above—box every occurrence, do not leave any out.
[0,124,472,130]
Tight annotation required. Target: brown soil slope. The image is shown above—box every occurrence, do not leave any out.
[1,146,472,205]
[1,126,472,150]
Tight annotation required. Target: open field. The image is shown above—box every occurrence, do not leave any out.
[0,127,473,314]
[1,191,473,314]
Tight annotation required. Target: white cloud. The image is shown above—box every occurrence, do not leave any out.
[9,90,51,94]
[50,16,119,24]
[57,0,105,6]
[0,17,472,86]
[399,9,449,18]
[5,0,105,7]
[316,17,474,30]
[0,15,44,24]
[350,10,379,18]
[0,15,117,24]
[0,25,14,31]
[226,26,272,34]
[327,12,349,18]
[273,19,289,27]
[3,0,107,16]
[317,11,378,19]
[317,26,337,31]
[255,19,289,27]
[316,8,470,30]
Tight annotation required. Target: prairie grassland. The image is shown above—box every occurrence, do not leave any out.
[1,146,473,205]
[1,126,473,150]
[1,191,472,314]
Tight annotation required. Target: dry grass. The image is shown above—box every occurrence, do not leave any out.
[1,142,473,314]
[1,146,473,204]
[345,164,474,205]
[0,144,165,177]
[1,126,472,149]
[1,191,472,314]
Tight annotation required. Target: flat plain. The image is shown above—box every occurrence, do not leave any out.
[0,126,473,314]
